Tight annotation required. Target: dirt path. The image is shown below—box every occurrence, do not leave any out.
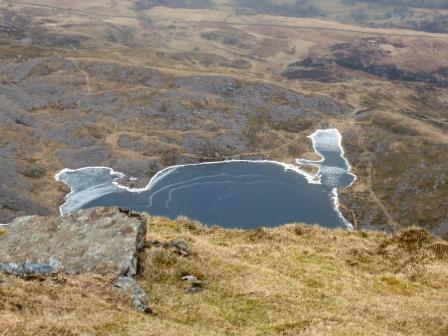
[366,162,400,232]
[72,61,92,94]
[2,0,138,19]
[180,20,448,39]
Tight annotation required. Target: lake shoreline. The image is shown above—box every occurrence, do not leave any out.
[296,128,357,188]
[55,129,356,229]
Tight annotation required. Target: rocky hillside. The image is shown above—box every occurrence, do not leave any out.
[0,56,345,224]
[0,1,447,235]
[1,208,448,335]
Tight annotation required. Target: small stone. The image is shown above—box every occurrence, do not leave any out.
[182,275,199,282]
[187,284,204,294]
[113,276,152,314]
[167,240,190,256]
[175,250,189,257]
[168,240,189,252]
[144,240,163,248]
[184,275,204,294]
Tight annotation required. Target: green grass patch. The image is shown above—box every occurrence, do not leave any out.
[374,275,419,295]
[0,228,7,237]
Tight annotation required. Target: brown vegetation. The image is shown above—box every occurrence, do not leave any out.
[1,218,448,335]
[0,1,447,233]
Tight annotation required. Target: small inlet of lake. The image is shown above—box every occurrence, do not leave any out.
[56,129,356,229]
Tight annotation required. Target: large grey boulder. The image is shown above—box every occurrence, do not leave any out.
[0,207,150,312]
[0,207,147,277]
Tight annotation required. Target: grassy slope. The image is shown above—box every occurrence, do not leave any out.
[1,217,447,336]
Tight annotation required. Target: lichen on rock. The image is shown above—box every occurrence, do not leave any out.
[0,207,150,311]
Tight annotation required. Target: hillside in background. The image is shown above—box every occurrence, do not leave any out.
[0,0,447,236]
[131,0,448,33]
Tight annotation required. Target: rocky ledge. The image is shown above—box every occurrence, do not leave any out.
[0,207,151,313]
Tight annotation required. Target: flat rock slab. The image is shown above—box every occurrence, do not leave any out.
[0,208,147,277]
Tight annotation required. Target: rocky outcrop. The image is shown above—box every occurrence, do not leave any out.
[113,276,151,313]
[0,207,146,276]
[0,207,150,312]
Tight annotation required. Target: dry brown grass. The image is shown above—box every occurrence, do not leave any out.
[1,218,447,335]
[0,4,447,333]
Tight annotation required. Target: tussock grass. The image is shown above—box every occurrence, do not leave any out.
[1,218,448,335]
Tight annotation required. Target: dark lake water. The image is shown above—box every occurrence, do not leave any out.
[56,129,356,229]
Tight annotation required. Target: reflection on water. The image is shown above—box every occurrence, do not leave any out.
[56,129,356,229]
